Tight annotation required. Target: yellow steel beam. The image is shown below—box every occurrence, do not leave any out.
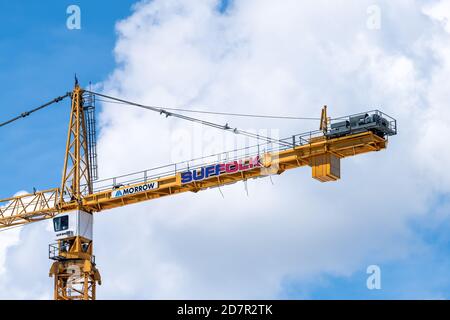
[0,188,60,228]
[79,131,386,212]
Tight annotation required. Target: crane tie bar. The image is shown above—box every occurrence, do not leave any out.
[86,90,294,148]
[0,92,71,128]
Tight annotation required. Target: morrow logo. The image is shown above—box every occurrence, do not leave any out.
[111,181,159,199]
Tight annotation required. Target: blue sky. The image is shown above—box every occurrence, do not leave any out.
[0,1,234,199]
[0,1,136,198]
[1,0,450,300]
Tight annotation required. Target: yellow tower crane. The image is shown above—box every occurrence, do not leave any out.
[0,81,397,300]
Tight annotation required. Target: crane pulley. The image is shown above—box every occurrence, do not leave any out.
[0,81,397,300]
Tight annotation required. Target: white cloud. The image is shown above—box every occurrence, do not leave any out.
[0,220,53,299]
[424,0,450,33]
[92,0,450,299]
[0,229,20,276]
[2,0,450,299]
[0,193,56,299]
[0,191,32,276]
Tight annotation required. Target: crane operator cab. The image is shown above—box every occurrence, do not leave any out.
[49,210,100,296]
[50,210,94,261]
[52,210,93,241]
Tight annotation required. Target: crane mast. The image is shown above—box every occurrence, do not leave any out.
[49,83,100,300]
[60,83,93,202]
[0,82,397,300]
